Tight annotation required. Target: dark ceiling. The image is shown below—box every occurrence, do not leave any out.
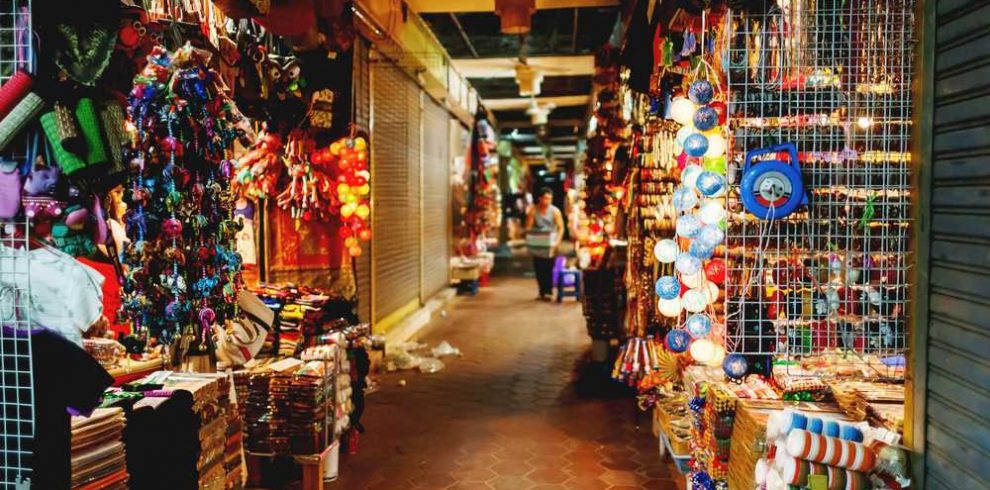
[422,6,620,163]
[421,7,619,59]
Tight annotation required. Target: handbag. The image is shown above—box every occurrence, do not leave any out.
[214,317,267,367]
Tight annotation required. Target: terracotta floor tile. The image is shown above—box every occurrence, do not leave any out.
[332,278,678,490]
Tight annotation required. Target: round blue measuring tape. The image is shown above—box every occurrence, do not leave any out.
[739,142,808,220]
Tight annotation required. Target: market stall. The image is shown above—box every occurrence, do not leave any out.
[583,0,918,488]
[0,0,382,487]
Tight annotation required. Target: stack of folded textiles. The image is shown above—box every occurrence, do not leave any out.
[245,358,332,455]
[249,283,354,359]
[71,408,129,490]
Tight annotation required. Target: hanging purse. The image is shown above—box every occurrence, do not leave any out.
[309,89,334,129]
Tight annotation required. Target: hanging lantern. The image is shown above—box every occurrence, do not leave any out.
[703,155,727,174]
[685,313,713,338]
[676,214,702,238]
[708,345,726,367]
[690,338,717,363]
[705,134,727,157]
[681,270,705,289]
[696,171,726,197]
[684,133,709,157]
[688,80,715,105]
[666,329,692,353]
[703,281,720,303]
[655,275,682,300]
[723,353,749,379]
[696,224,725,248]
[699,201,726,226]
[670,97,696,125]
[681,165,703,190]
[676,253,702,275]
[705,259,727,284]
[689,240,714,259]
[672,186,699,212]
[654,239,679,263]
[676,124,696,146]
[658,297,683,317]
[709,101,728,125]
[495,0,535,34]
[682,289,708,313]
[693,105,719,131]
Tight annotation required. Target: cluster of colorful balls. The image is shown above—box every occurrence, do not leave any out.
[330,135,371,257]
[655,79,733,372]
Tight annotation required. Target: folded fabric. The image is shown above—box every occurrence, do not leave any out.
[41,111,88,175]
[0,70,33,120]
[75,98,108,166]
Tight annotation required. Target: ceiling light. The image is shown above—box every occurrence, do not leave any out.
[495,0,535,35]
[515,62,543,97]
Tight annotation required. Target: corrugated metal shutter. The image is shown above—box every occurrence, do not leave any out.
[925,2,990,487]
[371,60,422,323]
[352,39,372,323]
[421,97,451,299]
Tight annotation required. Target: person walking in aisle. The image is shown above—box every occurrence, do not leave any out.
[525,187,565,301]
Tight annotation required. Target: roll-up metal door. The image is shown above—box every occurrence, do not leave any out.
[922,1,990,487]
[371,60,422,323]
[352,39,372,323]
[421,97,451,299]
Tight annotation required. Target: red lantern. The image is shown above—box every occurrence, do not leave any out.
[677,151,688,170]
[705,259,726,285]
[338,226,353,238]
[312,151,325,166]
[358,228,372,241]
[710,101,728,125]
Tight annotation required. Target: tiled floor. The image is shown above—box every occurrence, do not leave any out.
[331,277,680,490]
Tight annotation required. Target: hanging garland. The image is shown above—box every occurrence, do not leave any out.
[120,44,247,349]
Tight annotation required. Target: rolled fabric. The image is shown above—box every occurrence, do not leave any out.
[827,466,869,490]
[40,111,87,175]
[779,410,864,442]
[99,102,127,173]
[0,70,33,121]
[778,456,828,486]
[75,98,108,166]
[824,419,841,438]
[755,458,770,485]
[787,430,877,472]
[0,92,43,151]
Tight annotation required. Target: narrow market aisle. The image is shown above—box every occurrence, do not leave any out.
[333,276,679,490]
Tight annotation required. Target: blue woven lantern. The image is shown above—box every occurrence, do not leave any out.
[684,133,709,157]
[675,253,702,275]
[655,275,681,300]
[665,329,692,353]
[696,171,726,197]
[693,105,719,131]
[689,240,714,259]
[723,354,749,380]
[688,80,715,105]
[676,214,702,238]
[685,313,712,338]
[672,186,699,211]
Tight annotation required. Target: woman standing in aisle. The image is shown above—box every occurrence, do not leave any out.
[526,187,565,301]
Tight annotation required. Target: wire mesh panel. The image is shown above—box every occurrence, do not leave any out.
[0,0,30,81]
[723,0,915,378]
[0,219,33,489]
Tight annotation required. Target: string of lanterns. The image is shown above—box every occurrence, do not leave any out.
[655,74,747,378]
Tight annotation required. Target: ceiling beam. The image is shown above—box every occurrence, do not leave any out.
[499,118,583,128]
[454,55,594,78]
[407,0,619,13]
[449,13,479,58]
[484,95,589,111]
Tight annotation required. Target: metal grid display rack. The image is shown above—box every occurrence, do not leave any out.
[0,0,33,487]
[722,0,915,378]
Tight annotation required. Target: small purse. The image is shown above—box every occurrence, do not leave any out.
[53,101,85,156]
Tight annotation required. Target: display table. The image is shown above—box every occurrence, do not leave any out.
[107,358,165,386]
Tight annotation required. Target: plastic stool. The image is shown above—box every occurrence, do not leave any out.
[556,266,582,302]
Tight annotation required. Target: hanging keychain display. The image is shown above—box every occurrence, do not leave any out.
[739,142,807,220]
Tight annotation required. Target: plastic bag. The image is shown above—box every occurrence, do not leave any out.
[418,357,446,374]
[431,341,461,358]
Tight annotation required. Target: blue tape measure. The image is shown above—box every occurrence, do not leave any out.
[740,143,808,220]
